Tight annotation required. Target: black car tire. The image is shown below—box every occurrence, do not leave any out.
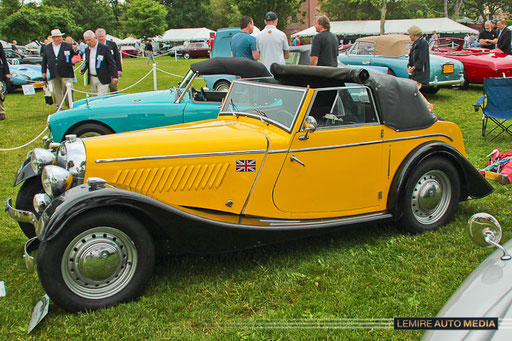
[183,52,191,60]
[214,80,231,92]
[37,209,155,312]
[398,156,460,233]
[68,123,114,138]
[15,177,43,238]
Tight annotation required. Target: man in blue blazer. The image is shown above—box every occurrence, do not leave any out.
[95,28,122,92]
[41,29,79,109]
[81,30,118,96]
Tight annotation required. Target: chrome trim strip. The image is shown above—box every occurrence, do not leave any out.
[267,149,288,154]
[290,134,453,153]
[95,149,266,164]
[240,135,270,216]
[261,212,389,227]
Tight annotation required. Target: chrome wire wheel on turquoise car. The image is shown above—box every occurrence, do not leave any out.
[399,157,460,233]
[37,210,155,312]
[61,227,138,299]
[68,123,114,139]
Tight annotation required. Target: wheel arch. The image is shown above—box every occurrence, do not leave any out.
[387,141,493,220]
[64,120,115,137]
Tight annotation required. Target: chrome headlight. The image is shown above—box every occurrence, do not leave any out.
[55,135,87,181]
[41,165,73,197]
[33,193,52,214]
[30,148,55,174]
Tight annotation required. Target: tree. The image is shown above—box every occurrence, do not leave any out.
[125,0,167,38]
[0,0,21,17]
[465,0,511,24]
[0,4,79,42]
[210,0,240,30]
[43,0,117,37]
[158,0,211,29]
[226,0,306,30]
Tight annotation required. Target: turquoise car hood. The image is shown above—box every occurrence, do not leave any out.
[72,89,176,108]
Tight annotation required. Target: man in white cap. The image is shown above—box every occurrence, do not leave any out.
[41,28,79,110]
[256,11,289,72]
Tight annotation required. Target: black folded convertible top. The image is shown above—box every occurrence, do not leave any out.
[191,57,272,78]
[269,63,436,132]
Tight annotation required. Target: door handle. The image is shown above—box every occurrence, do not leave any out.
[362,61,370,65]
[290,154,305,167]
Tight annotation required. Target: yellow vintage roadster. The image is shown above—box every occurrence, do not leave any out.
[6,62,493,312]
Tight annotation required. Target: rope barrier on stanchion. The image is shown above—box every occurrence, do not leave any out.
[155,68,184,78]
[0,87,71,151]
[71,68,154,96]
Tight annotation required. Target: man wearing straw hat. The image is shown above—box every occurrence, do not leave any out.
[42,29,79,110]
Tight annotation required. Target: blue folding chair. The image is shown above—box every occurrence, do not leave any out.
[473,77,512,141]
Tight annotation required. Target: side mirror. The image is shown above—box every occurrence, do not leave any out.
[467,213,511,261]
[299,116,317,140]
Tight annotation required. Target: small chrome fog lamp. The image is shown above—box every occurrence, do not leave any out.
[30,148,56,174]
[33,193,52,214]
[41,165,73,197]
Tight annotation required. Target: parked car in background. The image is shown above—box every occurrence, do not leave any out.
[204,29,389,92]
[432,37,512,88]
[120,46,138,58]
[4,49,42,65]
[7,64,44,91]
[338,34,465,93]
[6,64,493,313]
[168,45,184,57]
[177,42,209,59]
[423,213,512,340]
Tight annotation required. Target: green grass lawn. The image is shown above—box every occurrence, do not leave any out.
[1,57,511,340]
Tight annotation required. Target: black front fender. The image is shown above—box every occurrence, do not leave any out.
[14,154,36,186]
[387,141,494,219]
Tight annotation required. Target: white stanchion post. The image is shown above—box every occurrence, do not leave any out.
[153,63,157,91]
[66,83,73,109]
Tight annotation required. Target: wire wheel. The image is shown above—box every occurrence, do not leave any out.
[410,170,452,225]
[61,227,138,299]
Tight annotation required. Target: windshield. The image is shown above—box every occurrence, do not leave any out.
[220,81,307,131]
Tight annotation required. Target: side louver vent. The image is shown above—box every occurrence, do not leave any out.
[112,163,230,195]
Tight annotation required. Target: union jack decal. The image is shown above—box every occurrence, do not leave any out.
[236,160,256,172]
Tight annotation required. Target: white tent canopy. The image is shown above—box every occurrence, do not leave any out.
[156,27,215,42]
[106,34,123,45]
[119,36,140,45]
[292,18,478,38]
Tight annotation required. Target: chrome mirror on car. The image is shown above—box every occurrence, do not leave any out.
[467,213,511,261]
[299,116,318,140]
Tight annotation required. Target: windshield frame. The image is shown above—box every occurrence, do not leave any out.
[175,70,198,103]
[219,80,308,133]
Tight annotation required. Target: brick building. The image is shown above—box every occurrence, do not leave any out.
[285,0,324,37]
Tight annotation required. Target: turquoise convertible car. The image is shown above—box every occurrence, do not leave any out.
[47,58,271,142]
[338,34,465,93]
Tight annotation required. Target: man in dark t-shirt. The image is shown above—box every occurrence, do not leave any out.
[310,15,339,67]
[479,21,498,49]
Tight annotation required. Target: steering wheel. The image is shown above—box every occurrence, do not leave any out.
[200,87,207,101]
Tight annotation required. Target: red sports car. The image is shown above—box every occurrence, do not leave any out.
[432,37,512,87]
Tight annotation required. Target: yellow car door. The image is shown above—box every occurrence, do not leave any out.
[273,86,386,216]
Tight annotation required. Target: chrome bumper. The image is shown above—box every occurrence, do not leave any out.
[5,198,37,225]
[4,199,40,271]
[429,74,464,87]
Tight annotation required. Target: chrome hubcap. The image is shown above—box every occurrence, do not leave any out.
[411,170,451,224]
[61,227,137,299]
